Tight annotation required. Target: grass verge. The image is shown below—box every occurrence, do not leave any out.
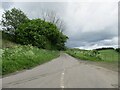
[66,49,101,61]
[66,49,119,62]
[2,45,60,75]
[66,49,119,71]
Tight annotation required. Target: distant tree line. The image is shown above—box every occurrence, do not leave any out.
[95,47,115,51]
[1,8,68,50]
[95,47,120,53]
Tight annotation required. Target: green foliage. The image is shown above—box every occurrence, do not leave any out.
[0,31,2,49]
[1,8,68,50]
[116,48,120,53]
[15,19,68,50]
[2,39,17,49]
[0,49,2,76]
[1,31,17,48]
[1,8,29,34]
[2,45,60,75]
[2,30,14,41]
[66,49,101,61]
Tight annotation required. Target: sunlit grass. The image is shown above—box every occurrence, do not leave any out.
[98,50,118,62]
[66,49,119,63]
[2,45,60,75]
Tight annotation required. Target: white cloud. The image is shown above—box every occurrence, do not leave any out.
[0,2,118,49]
[64,2,117,34]
[0,4,4,30]
[64,2,118,49]
[74,37,118,50]
[76,44,118,50]
[1,0,119,2]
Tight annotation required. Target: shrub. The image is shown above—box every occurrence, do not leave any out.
[116,48,120,53]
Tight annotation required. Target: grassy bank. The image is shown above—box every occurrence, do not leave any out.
[2,45,59,75]
[66,49,101,61]
[66,49,119,63]
[0,49,2,76]
[66,49,119,71]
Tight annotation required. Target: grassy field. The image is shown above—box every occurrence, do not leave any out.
[66,49,101,61]
[66,49,120,71]
[66,49,119,71]
[2,45,59,75]
[66,49,119,63]
[98,49,118,62]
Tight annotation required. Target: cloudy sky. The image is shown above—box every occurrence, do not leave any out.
[0,0,119,50]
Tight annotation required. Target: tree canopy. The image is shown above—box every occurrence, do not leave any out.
[15,19,68,50]
[1,8,29,34]
[1,8,68,50]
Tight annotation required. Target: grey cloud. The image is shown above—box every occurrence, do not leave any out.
[0,2,118,49]
[67,36,118,49]
[66,25,117,42]
[10,2,67,19]
[2,2,14,10]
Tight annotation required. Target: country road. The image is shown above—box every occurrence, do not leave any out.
[2,53,118,88]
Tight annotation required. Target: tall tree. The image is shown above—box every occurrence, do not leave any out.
[1,8,29,34]
[15,19,68,50]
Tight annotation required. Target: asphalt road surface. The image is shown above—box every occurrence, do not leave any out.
[2,53,118,88]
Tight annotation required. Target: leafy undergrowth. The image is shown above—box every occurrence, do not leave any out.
[2,45,60,75]
[2,39,17,49]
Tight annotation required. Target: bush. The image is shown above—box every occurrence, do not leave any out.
[15,19,68,50]
[116,48,120,53]
[2,31,14,41]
